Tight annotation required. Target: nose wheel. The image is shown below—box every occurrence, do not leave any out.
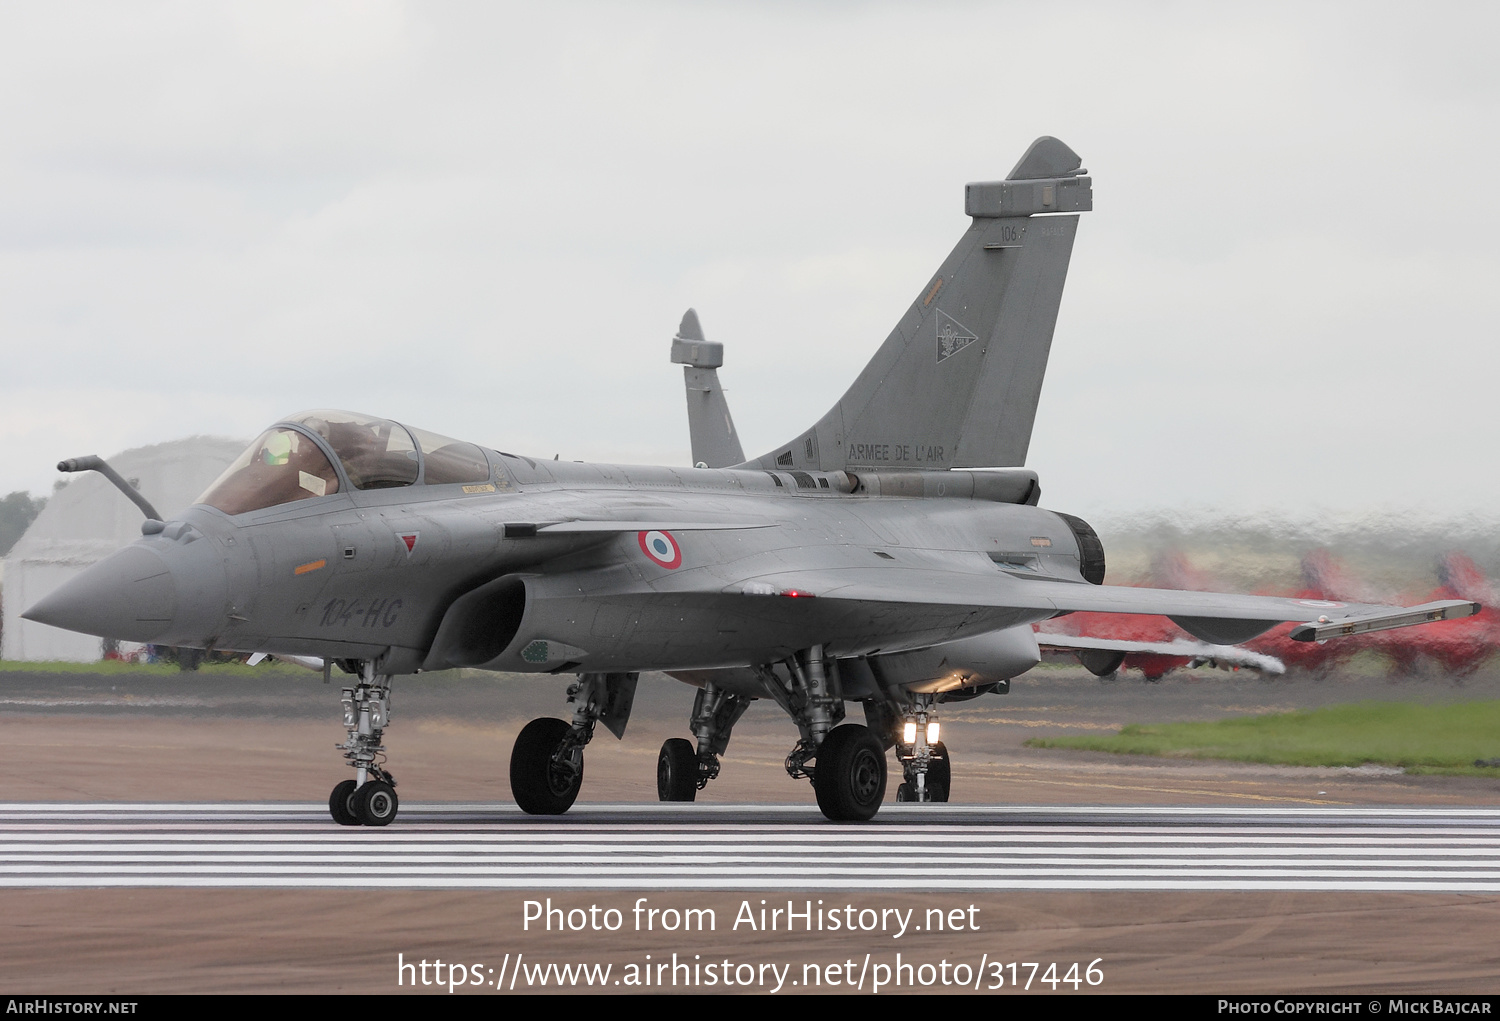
[354,780,398,825]
[329,779,359,825]
[329,777,400,826]
[896,742,950,802]
[894,696,949,803]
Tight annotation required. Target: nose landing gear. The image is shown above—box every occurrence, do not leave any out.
[327,663,399,826]
[894,696,949,803]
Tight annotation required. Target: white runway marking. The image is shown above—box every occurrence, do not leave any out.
[1,803,1499,891]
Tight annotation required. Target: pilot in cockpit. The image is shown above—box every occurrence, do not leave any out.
[198,427,342,516]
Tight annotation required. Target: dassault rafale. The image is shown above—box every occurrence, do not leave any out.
[24,137,1479,825]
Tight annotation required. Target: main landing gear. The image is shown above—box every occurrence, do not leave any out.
[813,724,888,819]
[328,662,399,826]
[758,645,888,822]
[658,653,890,820]
[511,717,584,814]
[657,683,752,803]
[511,673,639,815]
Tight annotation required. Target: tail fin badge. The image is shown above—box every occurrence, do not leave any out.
[935,311,978,364]
[638,530,682,569]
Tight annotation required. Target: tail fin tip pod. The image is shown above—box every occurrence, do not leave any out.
[671,309,744,469]
[1006,135,1087,181]
[673,308,709,349]
[742,136,1091,474]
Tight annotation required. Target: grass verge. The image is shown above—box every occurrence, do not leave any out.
[1025,700,1500,777]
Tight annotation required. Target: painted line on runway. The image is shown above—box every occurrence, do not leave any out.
[0,803,1498,891]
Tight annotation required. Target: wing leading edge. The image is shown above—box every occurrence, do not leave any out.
[714,559,1480,645]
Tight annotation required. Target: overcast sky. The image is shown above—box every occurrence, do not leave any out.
[1,1,1495,529]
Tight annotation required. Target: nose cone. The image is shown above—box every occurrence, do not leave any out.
[23,545,177,643]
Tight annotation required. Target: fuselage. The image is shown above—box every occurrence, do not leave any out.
[30,413,1088,681]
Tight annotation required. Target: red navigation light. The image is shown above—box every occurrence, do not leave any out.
[780,589,815,598]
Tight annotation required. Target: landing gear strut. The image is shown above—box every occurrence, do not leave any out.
[658,683,752,802]
[328,662,399,826]
[894,695,949,803]
[758,646,887,822]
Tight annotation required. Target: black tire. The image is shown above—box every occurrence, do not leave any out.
[928,742,951,803]
[657,738,699,802]
[1078,649,1127,678]
[329,779,361,826]
[894,746,950,804]
[355,780,399,826]
[510,717,582,815]
[813,724,887,822]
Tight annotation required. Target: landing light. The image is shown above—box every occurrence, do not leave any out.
[927,722,940,744]
[903,722,917,744]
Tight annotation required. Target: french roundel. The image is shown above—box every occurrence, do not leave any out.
[638,530,682,569]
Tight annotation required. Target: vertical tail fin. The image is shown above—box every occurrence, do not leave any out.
[671,309,745,469]
[745,136,1090,472]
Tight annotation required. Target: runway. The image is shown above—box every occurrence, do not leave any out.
[3,802,1500,892]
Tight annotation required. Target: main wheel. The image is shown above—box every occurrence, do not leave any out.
[329,779,361,826]
[928,742,951,803]
[354,780,399,826]
[657,738,698,802]
[813,724,887,822]
[510,717,583,815]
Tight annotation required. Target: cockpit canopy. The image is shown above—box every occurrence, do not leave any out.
[198,410,495,515]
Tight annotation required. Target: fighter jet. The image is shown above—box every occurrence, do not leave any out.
[23,137,1479,825]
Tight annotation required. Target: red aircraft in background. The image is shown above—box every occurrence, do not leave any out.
[1368,554,1498,676]
[1035,553,1284,680]
[1038,551,1499,680]
[1240,549,1398,678]
[1245,551,1499,678]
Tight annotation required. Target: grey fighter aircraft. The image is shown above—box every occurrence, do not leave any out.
[24,137,1479,825]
